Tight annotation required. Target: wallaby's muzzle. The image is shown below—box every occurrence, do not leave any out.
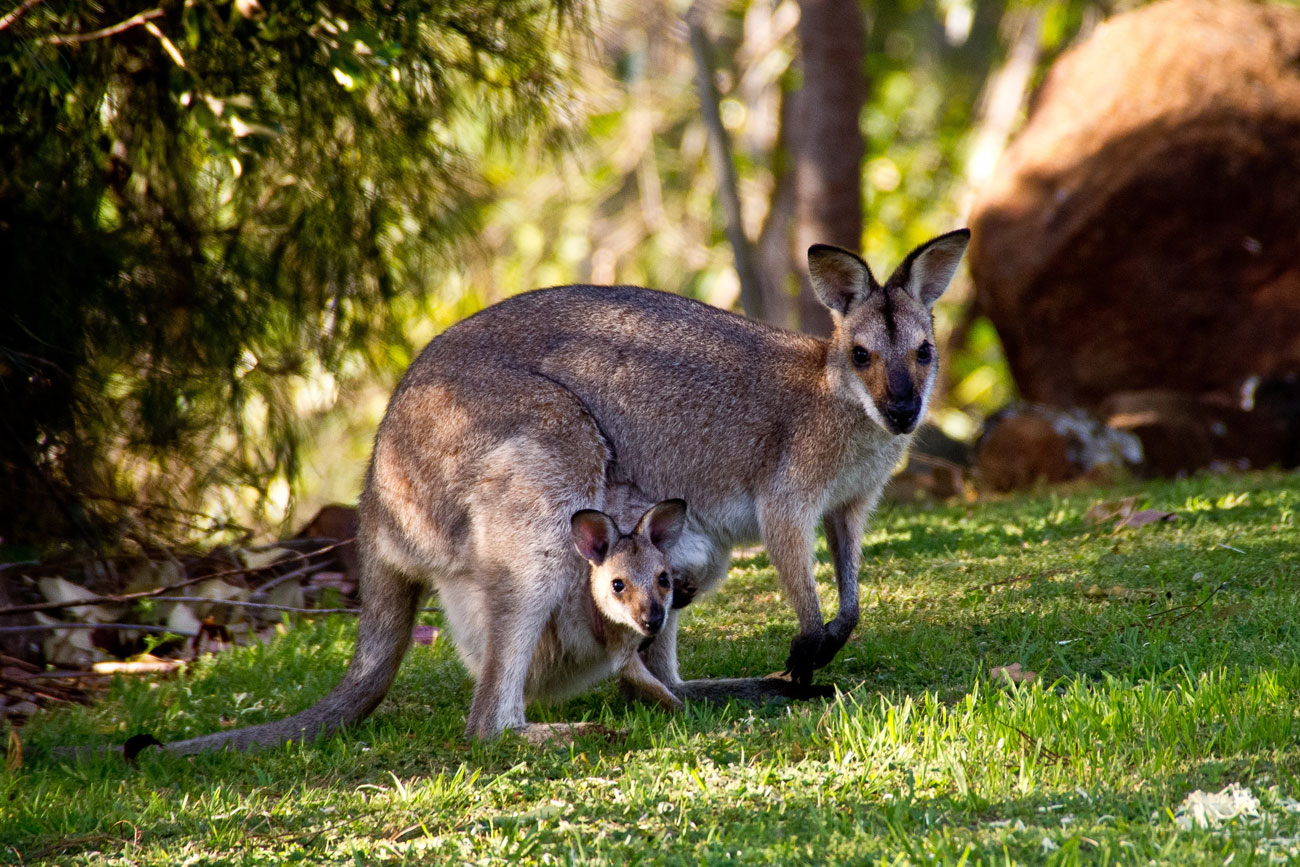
[641,601,666,635]
[883,397,921,434]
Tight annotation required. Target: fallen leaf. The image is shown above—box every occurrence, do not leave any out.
[35,613,111,667]
[308,570,348,588]
[1077,582,1162,601]
[6,700,40,718]
[1115,509,1178,529]
[990,663,1037,685]
[92,655,182,675]
[234,0,265,19]
[125,559,183,594]
[193,579,248,603]
[36,576,121,623]
[520,721,625,746]
[1174,783,1260,830]
[1084,497,1138,526]
[238,547,294,571]
[166,603,201,636]
[258,580,305,619]
[412,625,440,646]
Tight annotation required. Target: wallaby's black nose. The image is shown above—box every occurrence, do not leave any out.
[883,399,920,433]
[644,605,665,634]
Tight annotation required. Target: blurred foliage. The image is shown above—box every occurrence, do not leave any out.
[428,0,1113,450]
[0,0,580,554]
[2,0,1122,551]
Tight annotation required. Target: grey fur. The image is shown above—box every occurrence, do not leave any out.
[157,230,969,751]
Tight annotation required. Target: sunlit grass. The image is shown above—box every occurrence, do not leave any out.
[5,471,1299,865]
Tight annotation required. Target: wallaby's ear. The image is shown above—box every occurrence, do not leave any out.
[808,244,876,315]
[889,228,970,309]
[635,499,687,553]
[571,510,618,565]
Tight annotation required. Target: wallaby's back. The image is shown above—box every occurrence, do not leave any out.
[402,285,843,525]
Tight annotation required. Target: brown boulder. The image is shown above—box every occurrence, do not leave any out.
[969,0,1300,410]
[1101,385,1297,475]
[974,404,1142,492]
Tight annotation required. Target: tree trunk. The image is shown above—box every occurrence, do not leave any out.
[792,0,867,336]
[687,8,768,321]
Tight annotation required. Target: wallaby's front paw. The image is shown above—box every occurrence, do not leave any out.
[671,573,698,610]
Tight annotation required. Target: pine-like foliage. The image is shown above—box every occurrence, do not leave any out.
[0,0,579,554]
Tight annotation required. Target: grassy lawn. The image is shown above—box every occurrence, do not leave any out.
[5,471,1300,865]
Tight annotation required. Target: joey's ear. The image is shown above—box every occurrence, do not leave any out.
[808,244,876,316]
[635,499,687,552]
[889,229,970,309]
[571,510,618,565]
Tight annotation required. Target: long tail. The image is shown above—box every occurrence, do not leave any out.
[675,676,836,704]
[163,568,423,756]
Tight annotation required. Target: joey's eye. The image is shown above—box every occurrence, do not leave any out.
[916,342,933,364]
[657,572,670,588]
[851,346,871,368]
[611,579,625,594]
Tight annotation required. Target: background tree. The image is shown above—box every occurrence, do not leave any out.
[0,0,580,555]
[790,0,867,336]
[1,0,1118,555]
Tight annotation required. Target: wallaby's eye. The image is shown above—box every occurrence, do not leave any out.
[657,571,670,588]
[611,579,625,594]
[916,342,933,364]
[851,346,871,368]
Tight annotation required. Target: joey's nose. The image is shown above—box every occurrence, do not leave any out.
[643,605,665,634]
[883,399,920,433]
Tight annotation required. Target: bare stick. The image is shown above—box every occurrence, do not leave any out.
[0,623,197,637]
[44,7,163,45]
[250,556,350,598]
[0,0,41,33]
[1140,582,1227,628]
[146,596,360,615]
[0,541,347,618]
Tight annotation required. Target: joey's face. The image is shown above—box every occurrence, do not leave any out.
[840,290,936,435]
[571,499,687,638]
[807,230,971,437]
[588,538,673,637]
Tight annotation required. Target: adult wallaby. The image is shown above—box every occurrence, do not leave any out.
[160,229,969,749]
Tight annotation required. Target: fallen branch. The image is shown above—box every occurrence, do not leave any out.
[0,0,42,33]
[1138,582,1228,628]
[148,596,439,616]
[44,7,163,44]
[0,604,441,633]
[0,622,196,637]
[996,717,1069,765]
[249,553,352,598]
[147,596,361,615]
[0,540,349,618]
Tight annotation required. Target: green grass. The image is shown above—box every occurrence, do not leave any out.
[5,471,1300,865]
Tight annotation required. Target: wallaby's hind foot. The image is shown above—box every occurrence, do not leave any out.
[518,722,626,747]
